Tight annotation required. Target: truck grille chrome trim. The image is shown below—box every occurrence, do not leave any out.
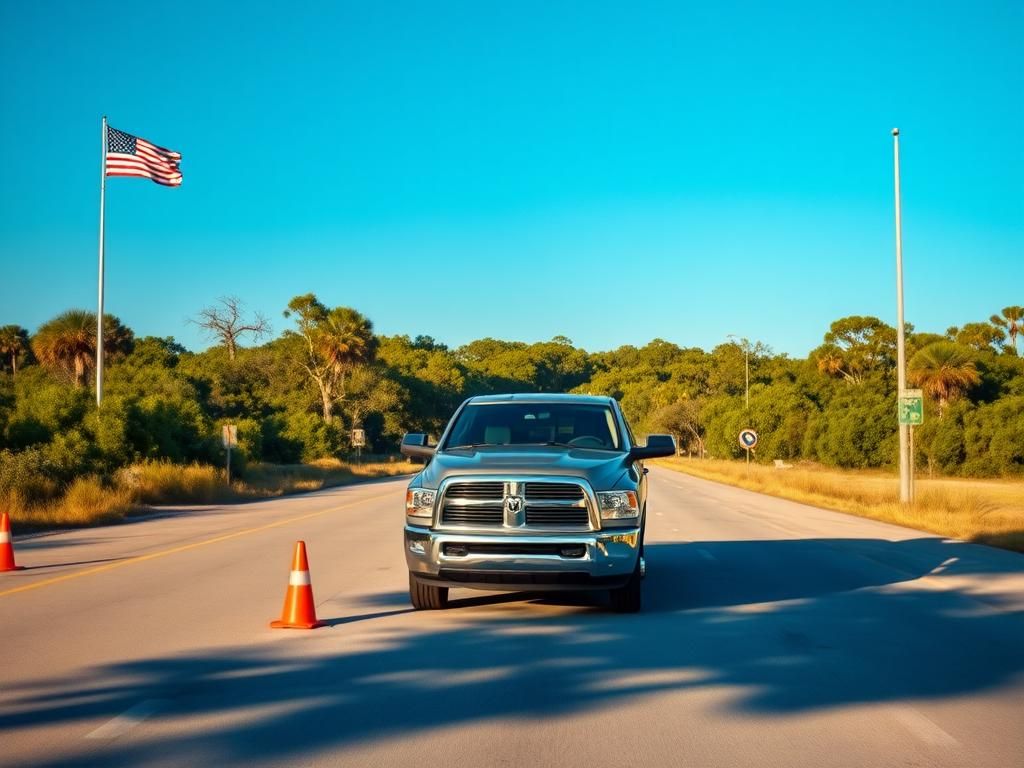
[438,477,596,531]
[524,482,585,500]
[445,482,504,499]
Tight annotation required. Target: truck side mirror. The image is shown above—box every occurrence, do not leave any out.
[628,434,676,462]
[400,433,435,460]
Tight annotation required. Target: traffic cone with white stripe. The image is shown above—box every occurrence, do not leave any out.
[270,541,323,629]
[1,512,24,572]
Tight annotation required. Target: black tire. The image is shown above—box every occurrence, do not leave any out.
[609,559,642,613]
[409,573,449,610]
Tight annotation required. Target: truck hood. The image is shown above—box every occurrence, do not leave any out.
[418,446,631,491]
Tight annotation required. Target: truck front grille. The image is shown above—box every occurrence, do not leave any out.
[439,478,593,530]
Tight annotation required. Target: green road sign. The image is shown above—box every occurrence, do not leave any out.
[898,389,924,426]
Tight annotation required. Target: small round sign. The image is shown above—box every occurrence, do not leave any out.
[739,429,758,450]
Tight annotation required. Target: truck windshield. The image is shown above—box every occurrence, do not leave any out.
[443,402,622,451]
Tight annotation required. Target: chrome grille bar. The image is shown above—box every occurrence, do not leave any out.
[438,477,595,531]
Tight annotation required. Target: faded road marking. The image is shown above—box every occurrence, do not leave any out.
[588,669,706,692]
[928,556,960,575]
[892,707,959,747]
[86,699,167,740]
[0,491,392,599]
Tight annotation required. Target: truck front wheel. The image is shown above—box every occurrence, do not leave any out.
[409,573,449,610]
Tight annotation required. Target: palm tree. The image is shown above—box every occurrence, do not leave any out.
[990,306,1023,354]
[31,310,134,387]
[316,307,376,382]
[815,345,860,384]
[284,295,377,422]
[908,342,981,417]
[0,325,29,378]
[32,310,95,386]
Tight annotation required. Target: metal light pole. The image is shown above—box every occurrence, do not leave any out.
[892,128,914,503]
[727,334,750,409]
[744,346,749,410]
[96,116,108,406]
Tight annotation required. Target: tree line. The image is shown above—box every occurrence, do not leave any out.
[0,299,1021,499]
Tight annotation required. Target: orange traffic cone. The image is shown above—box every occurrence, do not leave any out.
[270,541,323,629]
[1,512,24,572]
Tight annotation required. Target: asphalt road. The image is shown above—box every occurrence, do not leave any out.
[1,467,1022,768]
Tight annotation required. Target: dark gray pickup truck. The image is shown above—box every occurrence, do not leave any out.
[400,393,676,612]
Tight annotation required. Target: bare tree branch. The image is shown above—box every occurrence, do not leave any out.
[190,296,271,360]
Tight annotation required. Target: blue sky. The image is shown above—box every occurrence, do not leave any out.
[1,1,1020,356]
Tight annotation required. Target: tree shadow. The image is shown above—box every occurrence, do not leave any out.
[4,537,1022,767]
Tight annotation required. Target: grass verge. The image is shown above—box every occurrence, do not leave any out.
[7,458,417,530]
[654,458,1024,554]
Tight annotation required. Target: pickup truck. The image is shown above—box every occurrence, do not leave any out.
[400,393,676,612]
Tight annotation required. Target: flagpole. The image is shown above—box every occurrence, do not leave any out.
[96,116,107,406]
[892,127,913,503]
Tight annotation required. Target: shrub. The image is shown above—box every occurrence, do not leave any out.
[0,447,60,507]
[119,460,228,505]
[58,477,133,525]
[280,411,344,461]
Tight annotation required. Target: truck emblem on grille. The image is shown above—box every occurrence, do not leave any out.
[504,496,523,514]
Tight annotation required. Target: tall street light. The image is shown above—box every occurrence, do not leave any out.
[727,334,750,410]
[892,128,914,503]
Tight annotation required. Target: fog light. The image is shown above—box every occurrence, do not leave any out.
[408,540,425,555]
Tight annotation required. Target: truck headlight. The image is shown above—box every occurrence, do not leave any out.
[596,490,639,520]
[406,488,436,521]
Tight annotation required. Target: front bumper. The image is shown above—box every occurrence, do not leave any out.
[404,525,641,591]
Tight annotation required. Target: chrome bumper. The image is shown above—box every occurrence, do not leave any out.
[404,525,641,591]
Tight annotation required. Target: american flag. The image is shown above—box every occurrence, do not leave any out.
[105,126,182,187]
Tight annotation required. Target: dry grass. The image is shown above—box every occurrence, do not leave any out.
[233,458,418,498]
[11,477,134,528]
[120,462,231,505]
[655,458,1024,553]
[7,458,417,530]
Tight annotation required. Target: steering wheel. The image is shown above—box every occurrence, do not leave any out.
[567,436,605,448]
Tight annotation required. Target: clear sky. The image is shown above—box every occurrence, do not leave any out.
[1,1,1021,357]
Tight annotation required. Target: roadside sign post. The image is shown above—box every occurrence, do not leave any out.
[222,424,237,484]
[351,428,366,464]
[898,390,922,485]
[738,429,758,465]
[898,389,924,427]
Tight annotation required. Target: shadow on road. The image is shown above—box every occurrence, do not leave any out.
[22,557,126,571]
[5,537,1023,766]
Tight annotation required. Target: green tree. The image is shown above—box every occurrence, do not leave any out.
[951,322,1006,353]
[990,306,1024,354]
[283,295,377,422]
[649,399,704,457]
[0,325,30,378]
[814,316,896,385]
[31,311,133,388]
[908,342,981,417]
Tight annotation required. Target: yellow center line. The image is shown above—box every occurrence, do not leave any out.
[0,490,394,599]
